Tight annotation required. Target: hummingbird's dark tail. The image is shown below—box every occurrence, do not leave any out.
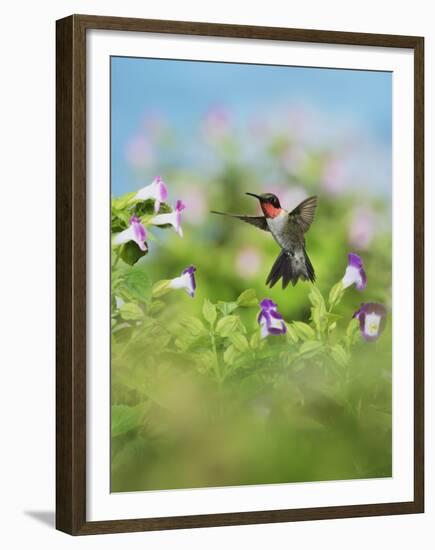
[266,248,315,289]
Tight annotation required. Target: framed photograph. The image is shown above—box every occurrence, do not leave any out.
[56,14,424,535]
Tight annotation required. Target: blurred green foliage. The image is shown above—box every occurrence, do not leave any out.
[110,125,392,492]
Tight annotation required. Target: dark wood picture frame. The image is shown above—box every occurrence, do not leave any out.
[56,14,424,535]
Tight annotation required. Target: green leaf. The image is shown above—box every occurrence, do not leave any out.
[297,340,323,358]
[223,344,238,365]
[123,268,152,303]
[285,323,299,343]
[202,299,217,326]
[216,301,238,315]
[134,199,171,217]
[329,344,349,367]
[111,403,147,437]
[152,279,171,298]
[119,241,148,266]
[328,322,337,333]
[147,300,165,316]
[346,317,360,346]
[292,321,315,341]
[236,288,258,307]
[346,317,359,337]
[177,316,205,337]
[216,315,240,337]
[111,213,128,233]
[229,333,249,352]
[193,351,216,374]
[326,313,342,323]
[174,337,189,351]
[328,281,344,308]
[119,302,144,321]
[309,285,327,333]
[311,306,325,333]
[250,331,261,349]
[308,285,325,309]
[112,191,136,211]
[134,322,172,349]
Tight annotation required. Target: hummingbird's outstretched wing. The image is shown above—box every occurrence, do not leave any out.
[210,211,269,232]
[288,195,318,233]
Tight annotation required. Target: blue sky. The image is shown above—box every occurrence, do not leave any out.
[111,56,392,197]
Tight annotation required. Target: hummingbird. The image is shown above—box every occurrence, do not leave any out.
[211,192,317,288]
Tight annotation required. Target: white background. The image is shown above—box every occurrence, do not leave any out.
[88,31,414,520]
[0,0,432,548]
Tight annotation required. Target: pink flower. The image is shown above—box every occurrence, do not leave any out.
[125,134,153,169]
[202,104,231,141]
[235,246,262,278]
[141,110,166,139]
[348,207,376,250]
[286,104,310,141]
[321,157,348,196]
[179,185,207,225]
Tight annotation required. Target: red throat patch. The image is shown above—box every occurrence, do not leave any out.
[261,203,282,219]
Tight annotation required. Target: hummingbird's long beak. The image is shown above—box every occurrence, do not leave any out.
[246,192,261,200]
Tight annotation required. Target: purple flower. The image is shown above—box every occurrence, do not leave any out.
[112,215,147,251]
[258,299,286,339]
[342,253,367,291]
[353,302,387,342]
[150,199,186,237]
[135,176,168,212]
[168,265,197,297]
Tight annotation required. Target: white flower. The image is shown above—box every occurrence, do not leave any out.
[112,215,147,251]
[135,176,168,212]
[150,200,186,237]
[342,252,367,291]
[115,296,125,309]
[353,303,387,342]
[168,266,197,297]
